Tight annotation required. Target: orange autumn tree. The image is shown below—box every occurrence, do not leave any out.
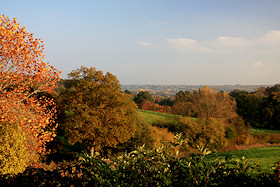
[141,101,172,113]
[0,15,60,169]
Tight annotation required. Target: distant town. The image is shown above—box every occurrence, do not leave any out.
[121,85,272,97]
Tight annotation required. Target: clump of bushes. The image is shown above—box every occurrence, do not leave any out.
[150,126,175,148]
[1,134,279,186]
[120,119,175,151]
[178,117,229,150]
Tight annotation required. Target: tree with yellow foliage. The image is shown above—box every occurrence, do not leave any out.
[173,86,237,120]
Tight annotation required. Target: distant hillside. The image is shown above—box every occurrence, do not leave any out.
[122,85,271,96]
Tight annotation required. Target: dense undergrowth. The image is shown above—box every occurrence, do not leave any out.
[1,134,280,186]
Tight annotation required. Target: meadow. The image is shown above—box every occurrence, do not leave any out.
[139,109,280,174]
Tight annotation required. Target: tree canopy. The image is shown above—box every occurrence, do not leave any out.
[57,66,138,152]
[232,84,280,129]
[173,86,237,120]
[0,14,60,167]
[134,91,153,108]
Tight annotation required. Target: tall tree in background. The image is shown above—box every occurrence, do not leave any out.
[134,91,153,108]
[172,90,193,116]
[260,92,280,129]
[0,14,60,170]
[235,93,262,126]
[191,87,237,119]
[57,66,138,152]
[173,87,237,120]
[265,84,280,95]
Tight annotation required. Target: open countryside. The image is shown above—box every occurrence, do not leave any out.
[1,1,280,186]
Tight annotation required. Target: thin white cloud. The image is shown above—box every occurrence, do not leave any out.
[258,30,280,46]
[166,30,280,53]
[215,36,251,47]
[166,38,213,53]
[137,42,158,48]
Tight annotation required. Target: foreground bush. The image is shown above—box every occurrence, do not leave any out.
[0,122,30,175]
[1,134,279,186]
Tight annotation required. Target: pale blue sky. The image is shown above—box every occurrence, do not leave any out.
[1,0,280,85]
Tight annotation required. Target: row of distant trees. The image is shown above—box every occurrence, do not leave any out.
[130,84,280,130]
[230,84,280,129]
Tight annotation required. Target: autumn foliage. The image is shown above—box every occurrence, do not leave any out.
[141,101,172,113]
[173,86,237,120]
[0,122,29,175]
[57,66,138,152]
[0,14,60,170]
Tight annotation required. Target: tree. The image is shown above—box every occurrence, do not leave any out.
[0,15,60,167]
[179,117,228,150]
[173,87,237,120]
[156,98,174,107]
[260,92,280,129]
[191,87,237,119]
[57,66,138,152]
[229,89,248,100]
[265,84,280,95]
[141,100,172,113]
[172,90,193,116]
[235,93,262,127]
[134,91,153,108]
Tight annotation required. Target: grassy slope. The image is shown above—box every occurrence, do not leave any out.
[138,109,180,125]
[139,109,280,173]
[209,147,280,173]
[250,128,280,134]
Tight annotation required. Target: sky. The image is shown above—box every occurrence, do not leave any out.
[1,0,280,85]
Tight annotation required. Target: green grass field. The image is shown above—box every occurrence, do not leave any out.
[249,128,280,134]
[138,109,280,173]
[138,109,180,125]
[207,146,280,173]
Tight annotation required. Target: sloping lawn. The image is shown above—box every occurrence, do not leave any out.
[138,109,179,125]
[207,146,280,173]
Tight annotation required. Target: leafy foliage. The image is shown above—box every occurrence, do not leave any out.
[0,122,29,175]
[134,91,153,108]
[236,92,262,126]
[260,92,280,129]
[179,117,228,150]
[1,135,279,186]
[0,14,60,168]
[141,100,172,113]
[57,66,138,152]
[233,84,280,129]
[173,86,237,120]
